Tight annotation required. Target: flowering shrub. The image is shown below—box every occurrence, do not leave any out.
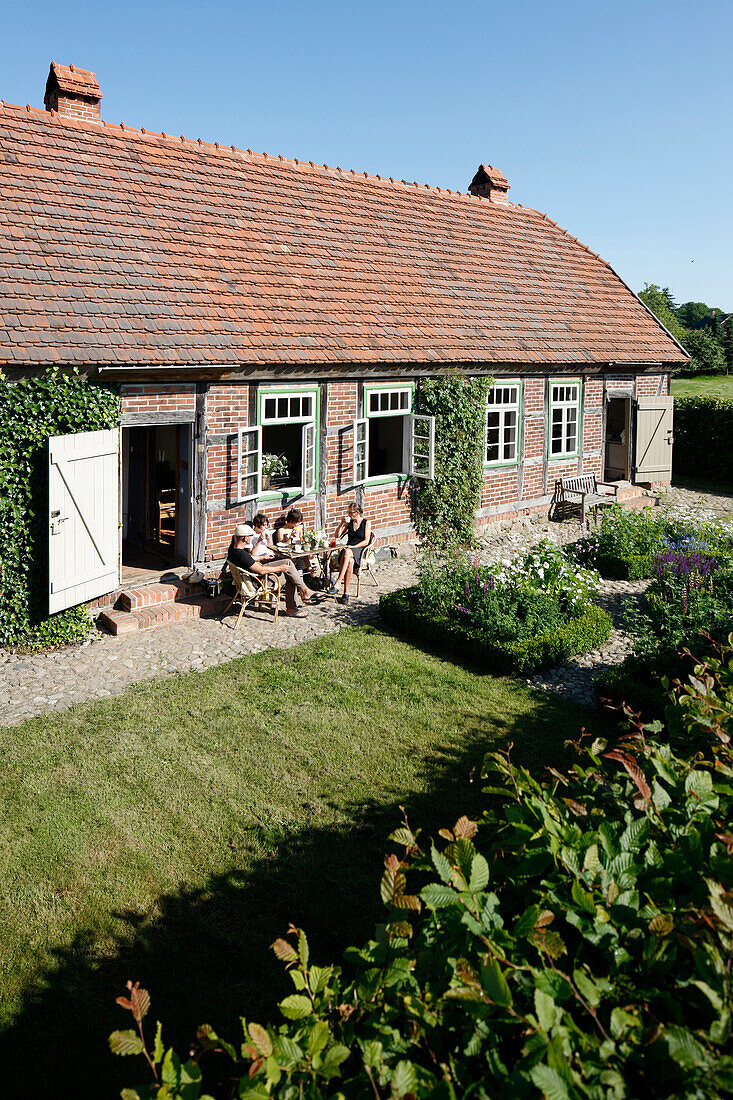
[381,544,611,673]
[111,641,733,1100]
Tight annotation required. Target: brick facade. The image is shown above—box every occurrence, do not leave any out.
[120,371,670,565]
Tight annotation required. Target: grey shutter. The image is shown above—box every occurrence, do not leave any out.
[635,397,674,481]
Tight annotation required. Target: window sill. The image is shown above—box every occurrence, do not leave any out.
[254,488,318,503]
[362,474,410,489]
[484,460,520,470]
[548,452,580,462]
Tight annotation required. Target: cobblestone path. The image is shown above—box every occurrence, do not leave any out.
[2,486,730,726]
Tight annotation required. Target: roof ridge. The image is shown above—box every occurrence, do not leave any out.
[0,97,520,209]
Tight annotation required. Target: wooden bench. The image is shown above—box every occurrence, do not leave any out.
[553,475,618,525]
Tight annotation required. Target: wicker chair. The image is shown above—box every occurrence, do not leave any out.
[328,532,378,597]
[221,560,282,628]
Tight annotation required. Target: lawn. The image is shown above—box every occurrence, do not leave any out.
[672,372,733,398]
[0,624,607,1098]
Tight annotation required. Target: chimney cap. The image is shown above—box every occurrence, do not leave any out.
[44,61,102,110]
[468,162,508,202]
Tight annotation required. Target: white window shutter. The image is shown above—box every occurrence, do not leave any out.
[410,414,435,480]
[353,418,368,485]
[237,426,261,502]
[301,421,316,495]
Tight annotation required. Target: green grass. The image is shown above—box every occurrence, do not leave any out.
[0,625,608,1098]
[672,373,733,398]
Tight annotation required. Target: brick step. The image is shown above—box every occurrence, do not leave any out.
[119,579,204,611]
[99,594,230,636]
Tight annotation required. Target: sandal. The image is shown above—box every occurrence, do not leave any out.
[286,609,307,618]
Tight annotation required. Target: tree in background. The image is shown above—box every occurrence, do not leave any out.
[683,329,726,374]
[724,317,733,374]
[638,283,688,346]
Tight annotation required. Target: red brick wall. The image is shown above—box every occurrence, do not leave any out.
[51,93,101,123]
[121,383,195,414]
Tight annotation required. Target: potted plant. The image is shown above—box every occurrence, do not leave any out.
[262,453,289,490]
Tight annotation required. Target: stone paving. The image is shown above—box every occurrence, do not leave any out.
[2,485,731,727]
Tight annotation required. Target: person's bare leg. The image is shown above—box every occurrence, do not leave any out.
[336,548,353,585]
[343,558,354,595]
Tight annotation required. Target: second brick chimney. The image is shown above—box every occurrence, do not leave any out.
[44,62,102,123]
[468,164,510,205]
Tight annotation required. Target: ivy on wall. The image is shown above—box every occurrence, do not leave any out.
[413,373,493,549]
[0,371,120,651]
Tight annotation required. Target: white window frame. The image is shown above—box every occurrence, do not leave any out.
[409,414,435,480]
[361,384,414,483]
[485,382,521,466]
[258,385,319,497]
[549,380,581,459]
[236,425,262,503]
[353,417,369,487]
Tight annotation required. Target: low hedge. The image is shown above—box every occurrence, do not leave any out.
[593,552,654,581]
[380,587,612,675]
[673,395,733,483]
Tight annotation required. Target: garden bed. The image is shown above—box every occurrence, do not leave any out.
[380,541,612,675]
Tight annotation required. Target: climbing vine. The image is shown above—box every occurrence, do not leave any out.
[413,373,492,549]
[0,370,120,650]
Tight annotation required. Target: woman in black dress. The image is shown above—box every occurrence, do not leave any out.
[327,502,372,604]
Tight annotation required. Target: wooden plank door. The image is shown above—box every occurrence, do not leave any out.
[48,429,120,613]
[634,396,674,481]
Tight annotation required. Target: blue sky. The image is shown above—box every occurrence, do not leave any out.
[3,0,730,308]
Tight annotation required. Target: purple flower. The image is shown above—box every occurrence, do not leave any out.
[482,582,488,596]
[456,604,472,616]
[465,580,471,601]
[489,574,496,590]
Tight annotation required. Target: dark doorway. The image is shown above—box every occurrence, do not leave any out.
[604,397,631,481]
[121,425,192,574]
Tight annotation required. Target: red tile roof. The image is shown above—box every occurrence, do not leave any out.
[0,102,686,368]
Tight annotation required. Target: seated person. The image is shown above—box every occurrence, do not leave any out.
[273,508,304,546]
[248,512,276,560]
[228,524,317,618]
[327,502,371,605]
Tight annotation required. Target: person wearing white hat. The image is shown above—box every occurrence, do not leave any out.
[227,523,317,617]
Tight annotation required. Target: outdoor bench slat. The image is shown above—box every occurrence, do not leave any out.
[553,474,618,524]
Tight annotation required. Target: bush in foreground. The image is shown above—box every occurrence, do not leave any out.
[112,642,733,1100]
[380,541,611,675]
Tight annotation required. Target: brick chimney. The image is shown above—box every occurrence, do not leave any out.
[44,62,102,123]
[468,164,510,205]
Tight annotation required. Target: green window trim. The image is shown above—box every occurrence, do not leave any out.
[256,383,320,499]
[548,377,582,461]
[484,379,523,468]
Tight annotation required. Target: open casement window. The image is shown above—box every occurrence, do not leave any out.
[259,387,318,495]
[301,421,316,495]
[409,414,435,480]
[486,383,521,465]
[237,426,262,502]
[362,385,415,480]
[352,418,369,486]
[549,382,581,458]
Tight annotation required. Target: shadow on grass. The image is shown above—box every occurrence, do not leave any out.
[0,678,607,1099]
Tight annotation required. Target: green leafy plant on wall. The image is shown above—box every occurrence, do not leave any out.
[412,373,492,549]
[0,370,120,651]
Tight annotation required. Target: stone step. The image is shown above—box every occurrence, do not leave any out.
[119,580,203,611]
[99,594,230,635]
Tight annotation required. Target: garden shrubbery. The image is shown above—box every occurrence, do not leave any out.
[112,639,733,1100]
[673,396,733,484]
[380,541,611,674]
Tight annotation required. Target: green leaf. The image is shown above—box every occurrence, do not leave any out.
[582,843,600,875]
[534,988,557,1032]
[108,1030,143,1057]
[161,1048,181,1086]
[431,845,452,883]
[481,959,513,1007]
[420,883,460,909]
[571,880,595,915]
[308,965,332,995]
[322,1043,350,1077]
[391,1060,418,1096]
[248,1022,272,1057]
[389,826,416,848]
[153,1021,164,1064]
[307,1021,330,1057]
[469,853,490,892]
[515,904,540,938]
[279,994,313,1020]
[664,1024,709,1069]
[573,968,601,1008]
[529,1064,570,1100]
[298,929,310,970]
[360,1039,384,1069]
[274,1034,304,1066]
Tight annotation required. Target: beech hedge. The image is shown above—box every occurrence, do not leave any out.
[112,639,733,1100]
[378,587,612,675]
[673,396,733,483]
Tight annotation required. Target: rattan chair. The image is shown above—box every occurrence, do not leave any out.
[328,532,378,597]
[222,560,282,628]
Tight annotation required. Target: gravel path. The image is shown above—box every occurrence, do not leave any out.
[2,485,729,726]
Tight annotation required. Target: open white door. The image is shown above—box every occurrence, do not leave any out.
[409,414,436,480]
[635,397,674,481]
[353,418,368,486]
[301,421,316,496]
[48,429,120,613]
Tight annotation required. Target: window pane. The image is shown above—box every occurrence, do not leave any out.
[264,397,276,420]
[369,393,379,413]
[368,415,405,477]
[289,396,300,418]
[277,397,288,418]
[302,396,312,418]
[486,442,499,462]
[400,391,409,409]
[390,391,399,410]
